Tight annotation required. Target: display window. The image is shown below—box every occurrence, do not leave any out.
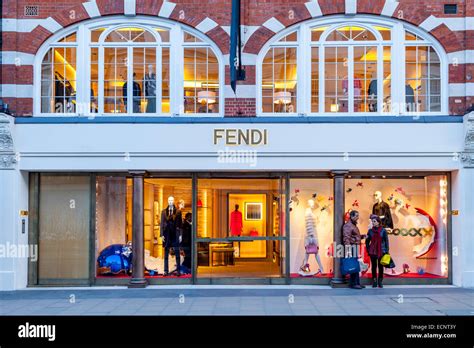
[95,177,193,279]
[289,178,334,279]
[344,175,449,279]
[196,178,286,278]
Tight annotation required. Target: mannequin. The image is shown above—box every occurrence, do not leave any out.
[372,191,394,229]
[160,196,182,276]
[123,72,142,113]
[405,84,415,112]
[144,64,157,113]
[299,199,324,276]
[229,204,243,236]
[368,79,378,112]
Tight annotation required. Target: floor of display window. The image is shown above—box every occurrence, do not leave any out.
[290,273,333,278]
[96,274,192,279]
[361,272,445,279]
[197,261,281,278]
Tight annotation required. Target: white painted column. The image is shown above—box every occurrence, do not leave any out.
[0,114,29,290]
[453,112,474,288]
[451,167,474,288]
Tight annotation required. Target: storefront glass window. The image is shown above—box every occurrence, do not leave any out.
[344,175,449,279]
[95,177,193,278]
[196,178,286,278]
[405,45,441,112]
[260,19,446,115]
[41,44,77,114]
[184,36,220,114]
[262,32,298,114]
[95,177,132,278]
[39,21,222,116]
[38,175,90,284]
[143,178,193,277]
[289,179,334,279]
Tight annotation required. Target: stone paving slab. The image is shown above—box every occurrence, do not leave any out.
[0,287,472,316]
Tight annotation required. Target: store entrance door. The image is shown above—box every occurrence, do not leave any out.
[195,177,287,284]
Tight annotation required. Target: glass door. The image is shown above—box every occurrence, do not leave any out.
[195,177,287,281]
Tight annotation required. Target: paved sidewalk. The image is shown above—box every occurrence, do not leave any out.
[0,286,473,316]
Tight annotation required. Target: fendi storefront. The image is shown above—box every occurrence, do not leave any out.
[19,121,458,287]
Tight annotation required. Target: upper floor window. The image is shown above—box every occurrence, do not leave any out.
[258,18,447,115]
[36,18,223,116]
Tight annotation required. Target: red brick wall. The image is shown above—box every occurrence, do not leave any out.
[225,98,256,116]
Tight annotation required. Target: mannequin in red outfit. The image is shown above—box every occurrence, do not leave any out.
[229,204,243,236]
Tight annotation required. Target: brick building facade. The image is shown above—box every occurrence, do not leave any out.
[1,0,473,116]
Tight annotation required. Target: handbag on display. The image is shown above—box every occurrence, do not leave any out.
[380,253,391,266]
[305,243,319,254]
[249,229,259,237]
[341,257,360,275]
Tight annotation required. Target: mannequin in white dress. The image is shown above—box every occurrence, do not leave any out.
[299,199,324,276]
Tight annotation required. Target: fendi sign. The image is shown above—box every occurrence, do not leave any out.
[213,129,268,146]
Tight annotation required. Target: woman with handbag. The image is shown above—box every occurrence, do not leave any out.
[366,214,390,288]
[342,210,366,289]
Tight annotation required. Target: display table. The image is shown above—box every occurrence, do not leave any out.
[210,244,235,267]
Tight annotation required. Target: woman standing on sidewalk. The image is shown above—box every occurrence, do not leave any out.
[366,214,389,288]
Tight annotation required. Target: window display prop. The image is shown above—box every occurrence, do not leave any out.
[229,204,243,236]
[345,176,448,279]
[290,179,334,278]
[96,177,192,278]
[298,199,325,276]
[160,196,183,276]
[245,202,263,220]
[97,243,132,275]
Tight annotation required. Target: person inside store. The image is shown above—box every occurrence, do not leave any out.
[366,214,389,288]
[180,212,192,274]
[343,210,366,289]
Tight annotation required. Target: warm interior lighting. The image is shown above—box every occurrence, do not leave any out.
[273,91,291,104]
[198,90,216,104]
[330,103,339,112]
[360,48,391,61]
[274,81,296,89]
[54,50,76,89]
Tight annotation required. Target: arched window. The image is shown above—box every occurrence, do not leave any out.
[258,17,447,116]
[36,18,223,116]
[40,32,77,114]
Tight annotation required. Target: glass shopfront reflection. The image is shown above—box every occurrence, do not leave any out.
[32,172,450,286]
[196,178,286,279]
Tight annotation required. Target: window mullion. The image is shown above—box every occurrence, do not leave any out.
[170,25,182,115]
[348,46,354,113]
[157,45,162,115]
[392,22,404,115]
[98,46,104,114]
[128,46,133,114]
[78,25,88,116]
[377,44,383,114]
[319,45,324,114]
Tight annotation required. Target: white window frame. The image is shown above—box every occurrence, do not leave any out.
[34,16,225,117]
[256,15,448,116]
